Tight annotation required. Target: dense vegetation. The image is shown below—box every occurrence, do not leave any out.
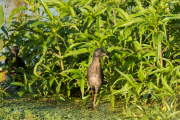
[0,0,180,119]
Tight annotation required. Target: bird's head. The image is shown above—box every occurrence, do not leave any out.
[93,48,109,59]
[11,46,19,57]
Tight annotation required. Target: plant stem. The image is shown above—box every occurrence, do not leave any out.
[56,40,64,71]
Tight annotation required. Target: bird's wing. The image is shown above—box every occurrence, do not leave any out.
[87,64,91,80]
[16,57,26,69]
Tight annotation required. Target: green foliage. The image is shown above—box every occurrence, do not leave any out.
[0,5,4,29]
[0,6,8,102]
[0,0,180,118]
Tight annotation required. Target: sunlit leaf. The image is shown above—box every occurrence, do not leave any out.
[69,6,76,23]
[115,67,137,88]
[139,62,144,82]
[114,17,145,29]
[162,14,180,22]
[8,6,27,24]
[94,6,107,16]
[0,55,6,62]
[0,5,4,29]
[161,75,175,95]
[80,78,85,98]
[55,48,90,59]
[40,0,53,20]
[0,70,8,83]
[115,8,130,21]
[12,82,25,87]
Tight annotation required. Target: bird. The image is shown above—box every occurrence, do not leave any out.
[87,48,109,110]
[5,46,26,90]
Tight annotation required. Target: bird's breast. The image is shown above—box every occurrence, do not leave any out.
[88,74,102,88]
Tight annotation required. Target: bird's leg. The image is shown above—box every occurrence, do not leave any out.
[93,93,97,110]
[89,90,94,108]
[92,89,94,98]
[93,89,98,110]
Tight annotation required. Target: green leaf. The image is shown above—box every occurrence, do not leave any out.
[82,95,90,100]
[42,64,55,76]
[110,95,115,108]
[67,82,70,98]
[55,79,61,95]
[167,111,180,119]
[60,69,81,75]
[148,68,170,75]
[67,43,85,51]
[57,95,66,101]
[111,88,129,96]
[155,57,174,71]
[27,82,34,97]
[94,6,107,16]
[135,0,145,12]
[113,17,145,31]
[162,14,180,22]
[107,46,122,52]
[3,92,11,98]
[170,66,180,75]
[40,0,53,20]
[0,55,6,62]
[79,8,88,14]
[133,41,142,51]
[139,62,144,82]
[162,100,170,111]
[30,21,47,28]
[96,15,101,37]
[45,0,66,9]
[8,6,27,24]
[34,55,44,77]
[0,5,4,29]
[115,8,130,21]
[34,37,57,77]
[23,73,27,86]
[49,78,55,88]
[80,78,85,98]
[1,26,8,37]
[156,33,163,66]
[0,70,7,83]
[12,82,25,87]
[74,33,96,40]
[55,48,90,59]
[115,67,137,89]
[161,75,175,95]
[18,90,25,98]
[69,6,76,23]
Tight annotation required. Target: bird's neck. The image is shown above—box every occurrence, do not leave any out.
[92,57,100,63]
[10,53,17,57]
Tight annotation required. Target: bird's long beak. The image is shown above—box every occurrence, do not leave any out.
[103,53,109,58]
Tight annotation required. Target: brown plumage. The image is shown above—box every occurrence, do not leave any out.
[87,48,109,109]
[5,46,26,89]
